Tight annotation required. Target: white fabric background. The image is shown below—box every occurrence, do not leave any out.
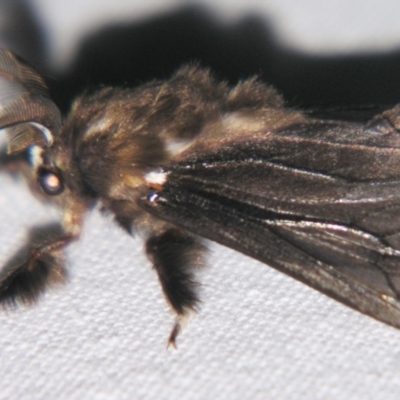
[2,1,400,399]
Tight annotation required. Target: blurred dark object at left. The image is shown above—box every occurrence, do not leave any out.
[0,0,46,70]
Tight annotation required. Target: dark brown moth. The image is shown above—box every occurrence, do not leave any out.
[2,48,400,346]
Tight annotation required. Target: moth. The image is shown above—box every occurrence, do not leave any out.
[1,48,400,347]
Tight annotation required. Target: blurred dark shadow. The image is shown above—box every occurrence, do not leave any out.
[0,0,46,70]
[3,3,400,119]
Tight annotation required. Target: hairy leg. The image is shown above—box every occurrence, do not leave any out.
[0,223,79,306]
[146,228,207,347]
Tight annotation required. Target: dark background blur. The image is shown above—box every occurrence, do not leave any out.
[3,0,400,117]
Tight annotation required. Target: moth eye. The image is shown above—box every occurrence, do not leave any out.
[38,168,64,196]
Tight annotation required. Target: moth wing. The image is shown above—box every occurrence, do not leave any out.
[142,116,400,329]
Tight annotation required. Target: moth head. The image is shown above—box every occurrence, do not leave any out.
[28,146,64,196]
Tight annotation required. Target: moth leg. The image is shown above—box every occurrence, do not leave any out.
[145,228,207,348]
[0,223,79,307]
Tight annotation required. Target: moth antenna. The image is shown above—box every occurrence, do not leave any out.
[0,144,29,175]
[0,49,61,153]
